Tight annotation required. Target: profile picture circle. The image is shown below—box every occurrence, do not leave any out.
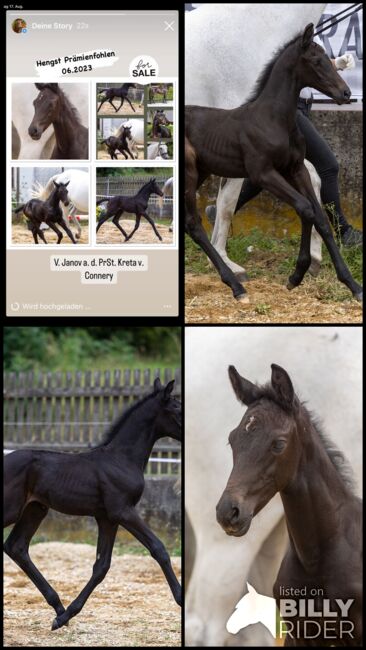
[12,18,27,34]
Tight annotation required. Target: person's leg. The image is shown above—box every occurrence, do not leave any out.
[296,110,362,246]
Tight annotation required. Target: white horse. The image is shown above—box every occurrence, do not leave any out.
[31,169,89,240]
[185,326,362,646]
[147,142,170,160]
[185,3,326,283]
[12,83,89,160]
[158,176,174,230]
[116,120,144,157]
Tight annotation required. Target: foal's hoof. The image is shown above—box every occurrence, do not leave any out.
[309,259,321,277]
[235,271,249,282]
[51,617,69,631]
[354,291,363,303]
[286,281,295,291]
[236,294,250,304]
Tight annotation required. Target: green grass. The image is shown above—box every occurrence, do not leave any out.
[4,527,181,556]
[185,228,362,302]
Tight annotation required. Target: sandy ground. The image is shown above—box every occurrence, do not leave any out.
[97,103,144,116]
[97,147,144,161]
[4,542,181,647]
[11,224,89,245]
[185,273,362,324]
[96,221,173,245]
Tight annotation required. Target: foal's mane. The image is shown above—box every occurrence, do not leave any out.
[137,180,154,194]
[246,31,302,104]
[255,383,356,492]
[57,86,84,126]
[97,389,158,447]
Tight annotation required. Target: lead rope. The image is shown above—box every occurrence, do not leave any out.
[314,3,362,36]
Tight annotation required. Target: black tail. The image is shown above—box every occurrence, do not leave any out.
[96,197,109,206]
[14,204,25,213]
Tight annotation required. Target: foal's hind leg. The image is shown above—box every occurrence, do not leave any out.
[4,502,67,619]
[51,518,117,630]
[185,139,247,301]
[96,208,113,232]
[112,212,129,240]
[109,98,118,112]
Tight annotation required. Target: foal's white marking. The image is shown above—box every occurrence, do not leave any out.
[245,416,255,431]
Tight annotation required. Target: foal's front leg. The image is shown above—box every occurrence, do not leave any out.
[119,507,181,606]
[125,97,136,113]
[52,518,118,630]
[257,167,362,300]
[142,211,162,241]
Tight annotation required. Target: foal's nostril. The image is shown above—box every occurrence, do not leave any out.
[230,506,240,523]
[344,89,351,100]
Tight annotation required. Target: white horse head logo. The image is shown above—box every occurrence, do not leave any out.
[226,582,277,638]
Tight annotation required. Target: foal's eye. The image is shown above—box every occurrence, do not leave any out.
[271,439,287,454]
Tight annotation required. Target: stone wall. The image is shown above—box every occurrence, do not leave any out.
[200,109,362,220]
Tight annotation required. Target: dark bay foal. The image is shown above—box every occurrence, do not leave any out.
[4,378,181,630]
[185,23,362,303]
[217,364,362,646]
[29,83,88,159]
[98,83,137,113]
[96,178,164,242]
[15,180,77,244]
[101,126,135,160]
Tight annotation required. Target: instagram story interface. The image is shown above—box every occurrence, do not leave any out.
[6,11,178,316]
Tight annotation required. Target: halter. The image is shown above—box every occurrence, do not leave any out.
[314,3,362,36]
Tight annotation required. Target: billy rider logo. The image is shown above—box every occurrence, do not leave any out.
[226,583,355,641]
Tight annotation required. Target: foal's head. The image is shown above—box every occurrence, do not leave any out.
[122,126,132,140]
[216,364,301,537]
[148,177,164,197]
[29,83,62,139]
[153,377,181,441]
[296,23,351,104]
[53,180,70,207]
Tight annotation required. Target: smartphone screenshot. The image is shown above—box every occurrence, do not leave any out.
[6,10,178,316]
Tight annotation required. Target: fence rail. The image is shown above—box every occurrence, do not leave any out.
[3,368,181,476]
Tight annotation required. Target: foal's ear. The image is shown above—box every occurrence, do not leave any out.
[35,82,59,93]
[228,366,260,405]
[301,23,314,50]
[154,377,162,391]
[53,181,60,188]
[164,380,175,400]
[271,364,294,409]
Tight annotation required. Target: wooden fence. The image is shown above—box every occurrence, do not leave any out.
[3,368,181,476]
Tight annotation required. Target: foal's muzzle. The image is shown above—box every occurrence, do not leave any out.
[28,125,42,140]
[216,495,253,537]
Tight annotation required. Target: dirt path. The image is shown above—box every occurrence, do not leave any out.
[97,103,144,116]
[97,148,144,161]
[185,273,362,324]
[4,542,181,647]
[11,225,89,245]
[96,221,173,245]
